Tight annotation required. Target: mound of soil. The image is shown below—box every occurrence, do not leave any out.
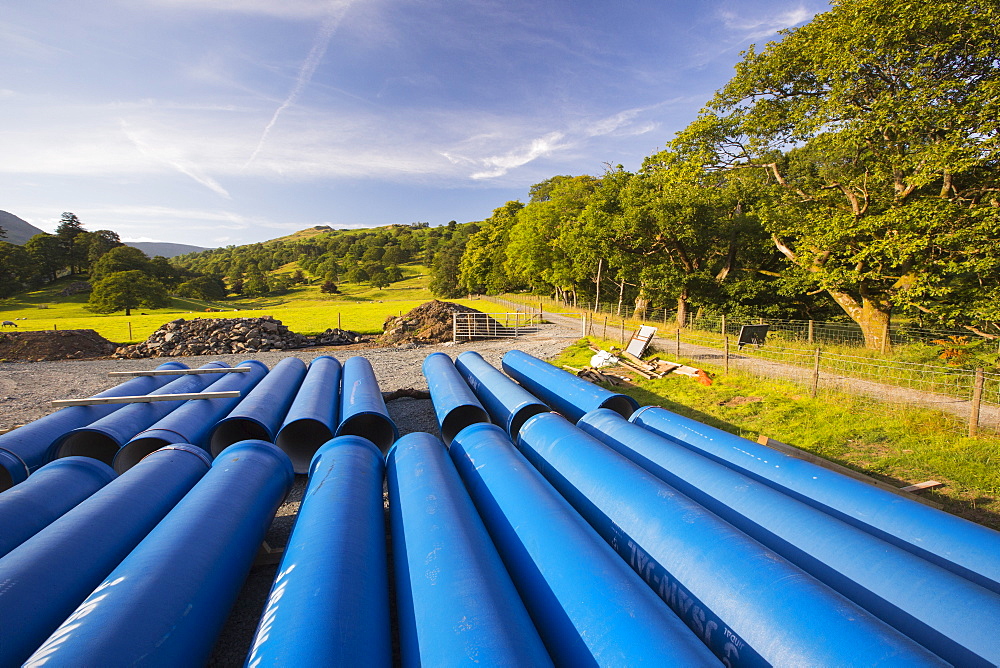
[0,329,118,362]
[377,300,498,345]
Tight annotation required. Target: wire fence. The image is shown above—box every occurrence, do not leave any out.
[484,294,1000,436]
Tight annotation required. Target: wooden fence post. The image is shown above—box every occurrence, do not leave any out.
[675,328,681,358]
[969,368,985,438]
[808,320,814,344]
[811,348,822,398]
[721,314,726,337]
[603,317,608,340]
[128,322,132,340]
[724,336,730,374]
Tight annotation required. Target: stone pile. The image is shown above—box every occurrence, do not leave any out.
[112,317,363,359]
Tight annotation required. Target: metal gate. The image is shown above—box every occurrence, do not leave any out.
[452,312,542,341]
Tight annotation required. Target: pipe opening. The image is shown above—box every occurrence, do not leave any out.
[275,419,334,473]
[509,404,550,439]
[337,414,396,453]
[599,395,640,420]
[210,419,271,457]
[55,431,121,466]
[114,437,172,474]
[440,405,490,445]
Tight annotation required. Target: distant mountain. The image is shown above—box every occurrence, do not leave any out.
[127,241,209,258]
[0,210,46,245]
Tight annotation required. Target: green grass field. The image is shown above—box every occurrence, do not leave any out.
[0,264,501,343]
[554,338,1000,530]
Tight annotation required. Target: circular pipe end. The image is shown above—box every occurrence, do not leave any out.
[209,418,271,458]
[508,403,551,439]
[275,419,335,474]
[0,448,29,491]
[114,436,172,474]
[336,413,398,453]
[598,395,641,421]
[440,405,490,445]
[55,431,121,466]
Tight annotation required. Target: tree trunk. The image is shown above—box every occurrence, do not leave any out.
[675,288,689,328]
[828,289,891,350]
[124,305,132,316]
[633,296,649,321]
[617,280,625,316]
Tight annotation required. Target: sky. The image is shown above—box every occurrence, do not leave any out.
[1,0,830,248]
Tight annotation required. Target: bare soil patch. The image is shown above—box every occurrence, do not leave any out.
[0,329,117,362]
[377,299,500,346]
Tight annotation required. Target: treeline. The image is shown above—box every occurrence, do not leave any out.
[172,221,480,297]
[446,0,1000,348]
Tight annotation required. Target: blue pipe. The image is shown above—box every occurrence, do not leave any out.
[275,355,342,473]
[421,353,489,444]
[209,356,307,457]
[0,444,210,666]
[631,405,1000,596]
[52,361,230,465]
[501,349,638,423]
[579,409,1000,666]
[25,440,293,667]
[114,360,269,473]
[0,361,188,488]
[246,436,390,667]
[517,412,948,668]
[335,356,398,452]
[449,422,720,666]
[0,456,115,558]
[387,432,551,667]
[453,351,548,437]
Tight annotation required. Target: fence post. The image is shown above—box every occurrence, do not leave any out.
[603,317,608,340]
[881,320,890,355]
[675,328,681,358]
[663,309,668,327]
[808,320,814,344]
[721,314,726,337]
[724,336,730,374]
[452,313,457,343]
[811,348,821,398]
[620,319,626,346]
[582,312,587,339]
[514,312,519,338]
[128,322,133,340]
[338,312,341,329]
[969,368,985,438]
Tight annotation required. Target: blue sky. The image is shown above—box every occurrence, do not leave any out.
[1,0,829,247]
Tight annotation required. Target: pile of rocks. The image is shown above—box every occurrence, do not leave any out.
[112,317,363,359]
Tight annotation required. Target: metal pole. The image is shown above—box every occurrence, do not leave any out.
[811,348,821,398]
[969,368,985,438]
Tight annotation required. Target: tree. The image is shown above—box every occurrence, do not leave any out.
[55,213,87,273]
[320,280,340,294]
[370,270,390,290]
[459,202,523,294]
[74,230,123,271]
[90,246,151,282]
[176,276,227,301]
[243,267,270,296]
[25,234,65,282]
[676,0,1000,346]
[0,242,35,297]
[88,270,170,316]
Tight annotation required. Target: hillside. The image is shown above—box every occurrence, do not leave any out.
[0,211,45,245]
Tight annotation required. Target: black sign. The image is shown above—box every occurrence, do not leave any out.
[737,324,769,350]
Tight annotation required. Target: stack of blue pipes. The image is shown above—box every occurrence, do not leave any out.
[0,347,998,666]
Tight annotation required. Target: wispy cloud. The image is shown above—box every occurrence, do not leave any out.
[719,5,816,40]
[244,3,354,168]
[120,120,231,198]
[141,0,354,19]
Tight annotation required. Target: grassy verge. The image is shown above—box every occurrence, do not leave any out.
[552,338,1000,531]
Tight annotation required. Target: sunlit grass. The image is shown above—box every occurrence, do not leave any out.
[553,338,1000,530]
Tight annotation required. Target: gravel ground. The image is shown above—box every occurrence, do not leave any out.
[0,324,575,665]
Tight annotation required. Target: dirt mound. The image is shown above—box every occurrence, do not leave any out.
[377,300,498,345]
[0,329,118,362]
